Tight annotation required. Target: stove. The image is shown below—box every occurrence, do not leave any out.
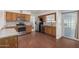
[17,23,26,35]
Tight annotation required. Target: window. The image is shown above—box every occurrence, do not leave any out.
[43,14,56,26]
[46,14,55,22]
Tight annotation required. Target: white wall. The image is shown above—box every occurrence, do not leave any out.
[23,10,31,14]
[6,10,20,13]
[0,11,6,30]
[38,10,56,16]
[35,16,40,31]
[30,15,36,31]
[56,11,62,39]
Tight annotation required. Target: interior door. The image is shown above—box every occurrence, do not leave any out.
[62,12,77,39]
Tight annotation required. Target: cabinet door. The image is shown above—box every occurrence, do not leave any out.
[21,14,25,20]
[25,14,30,21]
[0,36,17,48]
[44,27,48,34]
[44,26,56,36]
[0,38,9,48]
[52,27,56,36]
[8,36,17,48]
[46,27,49,34]
[48,27,52,35]
[16,13,21,18]
[12,13,17,21]
[6,12,12,21]
[26,25,32,33]
[44,27,47,33]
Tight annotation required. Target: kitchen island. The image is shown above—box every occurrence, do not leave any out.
[0,28,18,48]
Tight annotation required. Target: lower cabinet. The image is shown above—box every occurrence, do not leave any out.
[44,26,56,36]
[0,36,18,48]
[26,25,32,33]
[51,27,56,36]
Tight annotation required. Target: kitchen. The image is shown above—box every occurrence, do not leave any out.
[0,10,56,48]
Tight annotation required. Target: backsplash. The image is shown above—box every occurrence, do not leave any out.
[43,21,56,26]
[6,22,16,27]
[6,21,32,27]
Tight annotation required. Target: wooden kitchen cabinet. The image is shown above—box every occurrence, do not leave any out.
[44,26,51,35]
[12,13,17,21]
[6,12,17,21]
[6,12,13,21]
[6,12,31,21]
[48,27,52,35]
[0,36,18,48]
[44,26,49,34]
[20,14,25,20]
[17,14,31,21]
[44,26,56,36]
[51,27,56,36]
[26,25,32,33]
[8,36,18,48]
[16,13,21,17]
[25,14,31,21]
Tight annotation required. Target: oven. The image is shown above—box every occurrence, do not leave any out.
[17,23,26,35]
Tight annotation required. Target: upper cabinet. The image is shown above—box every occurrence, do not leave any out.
[25,14,31,21]
[6,12,31,21]
[6,12,13,21]
[6,12,18,21]
[20,14,25,20]
[12,13,17,21]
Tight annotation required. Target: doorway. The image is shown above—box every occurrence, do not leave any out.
[62,12,77,39]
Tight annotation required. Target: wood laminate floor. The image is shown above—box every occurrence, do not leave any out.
[18,32,56,48]
[57,37,79,48]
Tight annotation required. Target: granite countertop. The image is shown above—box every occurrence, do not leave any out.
[0,28,18,39]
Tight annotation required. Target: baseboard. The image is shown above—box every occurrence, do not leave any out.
[74,39,79,41]
[56,36,63,40]
[62,36,79,41]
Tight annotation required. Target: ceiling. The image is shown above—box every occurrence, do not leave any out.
[28,10,50,14]
[6,10,56,16]
[26,10,56,15]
